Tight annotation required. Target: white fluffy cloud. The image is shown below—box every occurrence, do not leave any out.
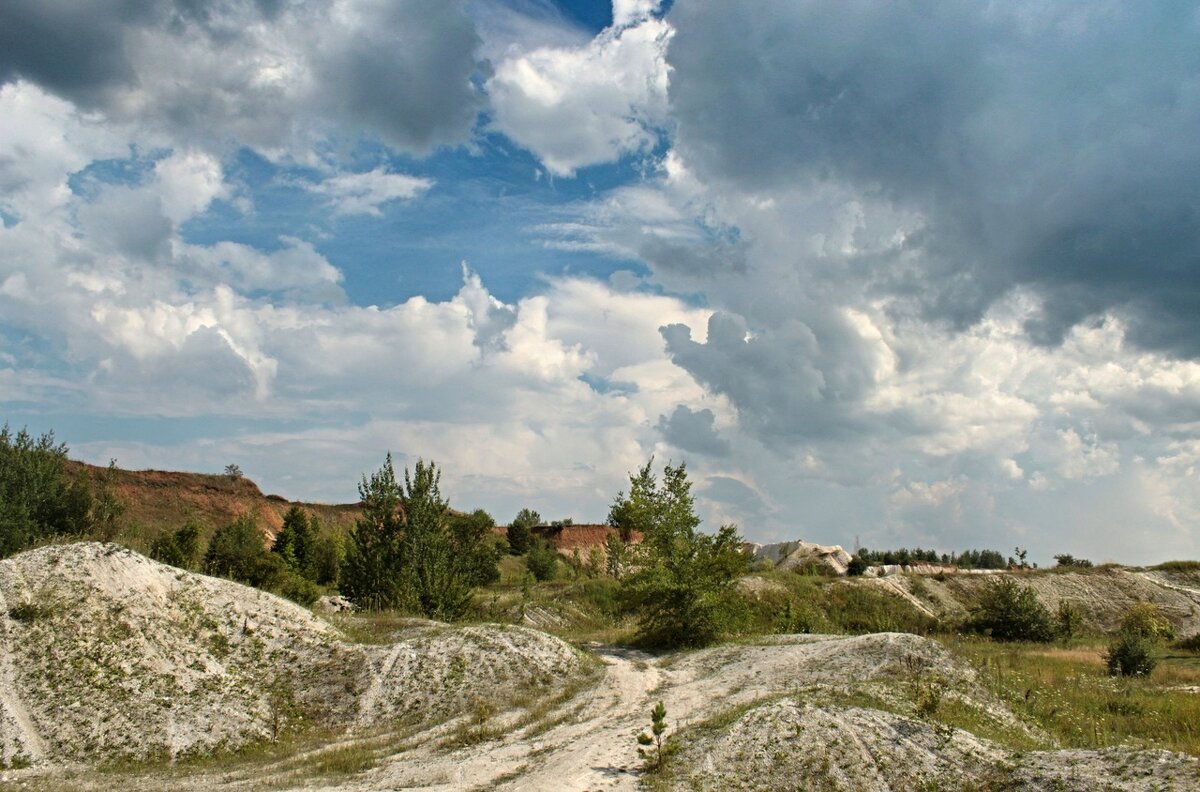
[486,2,671,176]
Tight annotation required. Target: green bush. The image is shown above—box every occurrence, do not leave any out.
[823,583,937,635]
[526,538,559,582]
[1174,633,1200,653]
[1119,602,1176,642]
[965,577,1055,642]
[0,425,95,558]
[1106,631,1157,677]
[846,554,868,576]
[204,515,288,590]
[150,521,204,570]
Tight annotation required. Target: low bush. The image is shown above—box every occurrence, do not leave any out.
[1174,633,1200,653]
[526,538,559,582]
[1120,602,1175,643]
[1106,631,1157,677]
[965,577,1055,642]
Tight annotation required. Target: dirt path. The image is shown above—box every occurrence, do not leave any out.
[331,644,664,792]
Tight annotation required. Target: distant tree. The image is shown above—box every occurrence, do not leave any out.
[1054,554,1093,569]
[526,538,559,582]
[605,531,628,579]
[0,425,94,558]
[614,459,748,648]
[90,459,126,541]
[507,508,539,555]
[272,506,317,578]
[308,531,344,587]
[1119,603,1175,643]
[205,514,318,604]
[224,463,243,480]
[965,577,1055,642]
[846,554,868,577]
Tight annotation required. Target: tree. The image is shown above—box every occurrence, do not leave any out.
[341,456,480,620]
[272,506,317,578]
[340,454,406,610]
[637,701,669,772]
[224,463,243,480]
[448,509,501,587]
[614,459,748,648]
[0,425,94,558]
[205,514,318,605]
[507,508,539,555]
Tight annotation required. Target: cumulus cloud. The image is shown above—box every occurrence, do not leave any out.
[487,1,671,175]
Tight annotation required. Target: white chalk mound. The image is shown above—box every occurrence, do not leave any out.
[0,543,586,765]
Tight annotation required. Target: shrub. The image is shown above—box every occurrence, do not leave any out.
[0,425,95,558]
[1155,560,1200,572]
[965,577,1055,642]
[846,554,868,576]
[1120,602,1176,643]
[1054,554,1093,568]
[1106,631,1157,677]
[1174,633,1200,653]
[526,538,559,582]
[204,515,287,590]
[150,521,204,570]
[272,506,317,578]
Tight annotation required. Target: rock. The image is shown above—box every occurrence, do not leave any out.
[749,540,853,576]
[313,594,355,613]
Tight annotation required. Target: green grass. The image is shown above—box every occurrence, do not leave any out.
[943,636,1200,756]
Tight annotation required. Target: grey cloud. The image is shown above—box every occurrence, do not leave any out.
[657,404,730,457]
[76,186,172,262]
[0,0,157,106]
[0,0,483,156]
[668,1,1200,356]
[660,309,886,445]
[313,0,483,154]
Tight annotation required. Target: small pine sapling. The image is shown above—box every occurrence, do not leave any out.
[637,701,668,771]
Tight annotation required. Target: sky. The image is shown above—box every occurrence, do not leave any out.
[1,0,1199,564]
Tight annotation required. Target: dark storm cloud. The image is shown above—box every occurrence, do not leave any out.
[0,0,483,155]
[657,404,730,457]
[0,0,157,105]
[667,1,1200,356]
